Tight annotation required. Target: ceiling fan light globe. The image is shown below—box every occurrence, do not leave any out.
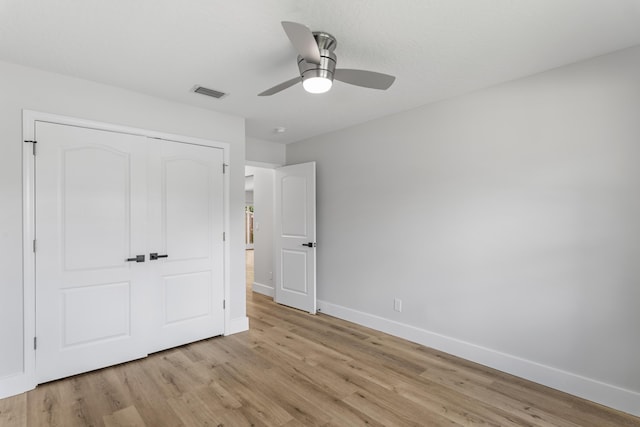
[303,77,333,94]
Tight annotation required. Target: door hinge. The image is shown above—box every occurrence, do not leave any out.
[33,239,36,253]
[25,140,37,155]
[223,300,226,309]
[223,232,226,241]
[33,337,37,350]
[222,163,228,174]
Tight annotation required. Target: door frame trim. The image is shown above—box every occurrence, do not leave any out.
[21,110,231,394]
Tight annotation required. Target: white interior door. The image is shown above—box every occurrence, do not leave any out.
[34,120,226,383]
[274,162,316,314]
[35,122,149,383]
[147,141,225,353]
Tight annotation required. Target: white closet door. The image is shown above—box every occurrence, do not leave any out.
[146,141,225,353]
[35,122,149,383]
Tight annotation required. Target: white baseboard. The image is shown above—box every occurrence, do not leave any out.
[317,299,640,417]
[252,282,274,297]
[0,372,34,400]
[225,316,249,335]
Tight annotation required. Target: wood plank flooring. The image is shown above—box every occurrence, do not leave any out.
[0,250,638,426]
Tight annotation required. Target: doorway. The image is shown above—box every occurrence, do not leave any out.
[245,174,254,250]
[244,162,317,313]
[245,174,255,293]
[245,165,276,298]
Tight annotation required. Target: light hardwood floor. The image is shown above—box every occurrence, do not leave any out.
[0,250,638,426]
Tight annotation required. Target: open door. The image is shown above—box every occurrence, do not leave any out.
[274,162,316,314]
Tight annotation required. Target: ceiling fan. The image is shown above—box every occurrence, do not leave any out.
[258,21,396,96]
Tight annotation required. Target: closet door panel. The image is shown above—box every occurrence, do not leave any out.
[147,141,225,352]
[35,122,149,384]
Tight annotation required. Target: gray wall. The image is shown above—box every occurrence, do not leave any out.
[287,46,640,414]
[0,60,246,391]
[246,137,286,166]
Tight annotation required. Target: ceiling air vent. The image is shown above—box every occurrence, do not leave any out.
[192,85,228,99]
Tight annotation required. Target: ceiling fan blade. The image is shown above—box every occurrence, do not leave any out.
[258,76,302,96]
[334,69,396,90]
[281,21,321,64]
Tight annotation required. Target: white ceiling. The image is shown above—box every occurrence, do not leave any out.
[1,1,640,144]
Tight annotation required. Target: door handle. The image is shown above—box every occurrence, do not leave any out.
[150,253,169,260]
[126,255,145,263]
[301,242,316,247]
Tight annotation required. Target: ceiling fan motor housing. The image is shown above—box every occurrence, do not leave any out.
[297,32,337,83]
[298,50,336,83]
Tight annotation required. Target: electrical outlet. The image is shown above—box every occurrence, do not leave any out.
[394,298,402,312]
